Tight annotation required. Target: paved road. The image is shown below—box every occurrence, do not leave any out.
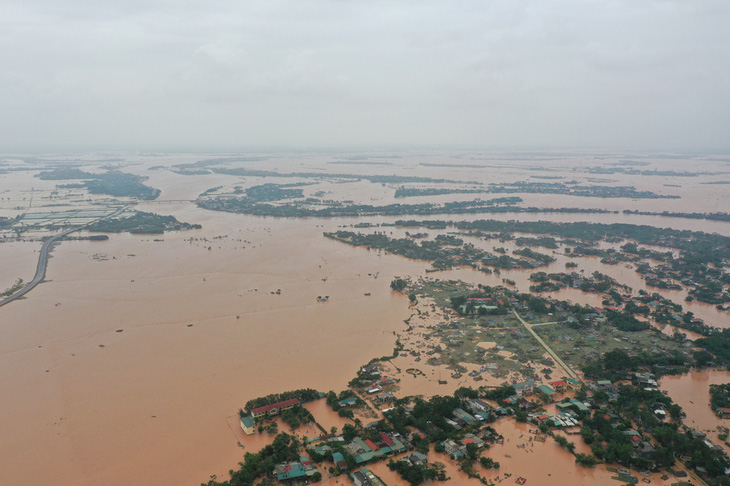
[0,206,127,308]
[512,310,581,382]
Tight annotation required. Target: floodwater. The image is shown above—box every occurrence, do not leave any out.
[661,369,730,454]
[0,152,728,485]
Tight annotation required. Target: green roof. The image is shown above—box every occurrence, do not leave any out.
[390,438,407,452]
[241,416,255,428]
[569,399,590,411]
[355,451,376,463]
[537,384,556,395]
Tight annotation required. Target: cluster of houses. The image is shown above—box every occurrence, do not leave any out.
[345,433,410,465]
[273,458,318,482]
[306,430,410,468]
[441,433,486,459]
[349,467,387,486]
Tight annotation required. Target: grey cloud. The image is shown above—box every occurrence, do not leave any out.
[1,0,728,151]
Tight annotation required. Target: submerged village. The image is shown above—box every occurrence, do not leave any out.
[3,153,730,486]
[199,195,730,486]
[209,272,730,486]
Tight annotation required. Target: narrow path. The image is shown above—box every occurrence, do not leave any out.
[512,310,580,382]
[0,206,128,308]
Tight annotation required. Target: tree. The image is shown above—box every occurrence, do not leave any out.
[311,471,322,482]
[342,424,358,442]
[409,293,417,303]
[391,278,407,291]
[575,453,598,467]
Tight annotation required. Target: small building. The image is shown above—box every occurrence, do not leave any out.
[240,415,255,435]
[250,398,301,418]
[513,379,535,397]
[537,384,556,400]
[568,399,590,413]
[443,439,466,459]
[374,392,396,404]
[453,408,477,423]
[718,407,730,417]
[407,451,428,466]
[566,378,581,390]
[467,398,493,414]
[274,460,318,481]
[339,397,358,407]
[350,468,386,486]
[548,380,567,392]
[332,452,348,470]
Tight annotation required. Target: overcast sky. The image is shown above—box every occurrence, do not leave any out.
[1,0,729,152]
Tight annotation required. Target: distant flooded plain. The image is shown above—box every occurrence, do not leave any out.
[0,152,728,485]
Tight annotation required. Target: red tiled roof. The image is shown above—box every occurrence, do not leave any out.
[364,439,379,451]
[380,432,394,446]
[549,380,566,387]
[461,438,474,444]
[250,398,300,415]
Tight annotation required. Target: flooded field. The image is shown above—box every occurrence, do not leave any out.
[0,151,729,485]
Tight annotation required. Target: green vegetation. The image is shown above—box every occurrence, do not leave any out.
[279,405,315,430]
[695,332,730,368]
[487,181,678,199]
[554,434,576,453]
[394,187,488,198]
[202,433,301,486]
[710,384,730,415]
[86,211,201,234]
[325,230,555,273]
[1,279,25,297]
[37,169,160,199]
[624,210,730,222]
[387,460,447,485]
[244,183,306,201]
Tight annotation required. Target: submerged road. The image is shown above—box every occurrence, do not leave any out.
[512,309,581,382]
[0,206,127,309]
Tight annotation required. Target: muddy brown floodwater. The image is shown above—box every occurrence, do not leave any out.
[0,153,729,485]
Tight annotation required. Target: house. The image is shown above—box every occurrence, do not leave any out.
[332,452,348,470]
[444,418,462,430]
[443,439,466,459]
[274,460,318,481]
[339,397,358,407]
[513,379,535,397]
[537,384,556,400]
[350,468,386,486]
[548,380,567,392]
[635,372,658,388]
[407,451,428,466]
[453,408,477,423]
[717,407,730,417]
[361,364,380,377]
[374,392,396,404]
[595,380,613,390]
[240,415,255,435]
[461,433,484,448]
[568,399,590,413]
[250,398,301,418]
[566,378,581,390]
[467,399,493,414]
